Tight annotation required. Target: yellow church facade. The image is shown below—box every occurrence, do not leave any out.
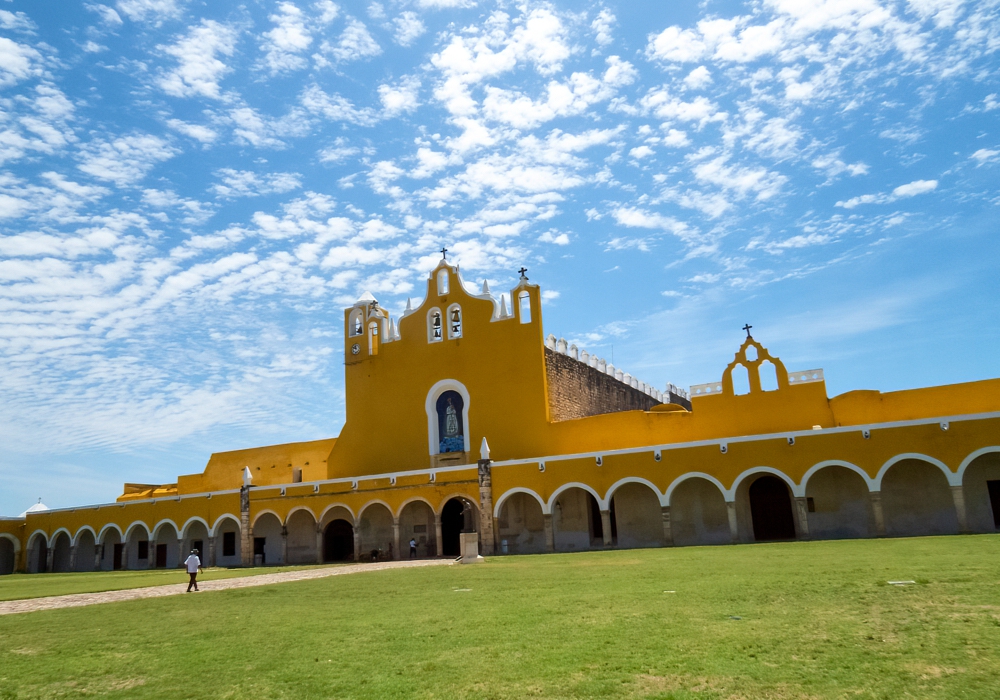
[2,258,999,575]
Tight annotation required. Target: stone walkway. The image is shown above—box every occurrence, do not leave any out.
[0,559,453,616]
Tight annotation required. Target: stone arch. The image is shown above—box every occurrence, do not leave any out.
[253,511,283,566]
[151,520,180,569]
[26,530,47,574]
[551,485,604,552]
[210,514,241,536]
[426,379,471,457]
[97,522,124,543]
[348,307,364,337]
[959,448,1000,533]
[875,453,954,489]
[548,482,606,511]
[73,527,97,572]
[323,514,355,562]
[496,491,546,555]
[50,530,73,573]
[285,508,318,564]
[319,503,355,526]
[669,475,731,547]
[606,480,664,549]
[211,514,242,566]
[399,498,437,558]
[125,521,151,570]
[880,457,959,537]
[180,517,211,540]
[357,501,394,561]
[494,487,547,517]
[802,462,874,540]
[98,524,124,571]
[733,470,797,543]
[73,525,97,546]
[604,477,666,507]
[0,533,19,575]
[440,495,478,557]
[252,510,282,529]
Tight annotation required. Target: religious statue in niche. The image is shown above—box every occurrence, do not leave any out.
[436,390,465,453]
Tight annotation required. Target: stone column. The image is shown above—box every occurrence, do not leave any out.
[544,513,555,552]
[353,521,362,562]
[869,491,886,537]
[45,542,54,573]
[600,510,613,546]
[794,497,811,540]
[392,518,401,561]
[726,501,739,543]
[477,459,496,555]
[94,545,103,571]
[315,526,324,564]
[951,485,969,533]
[69,544,77,572]
[280,527,288,565]
[240,485,253,567]
[177,539,184,568]
[434,516,443,558]
[660,506,673,546]
[207,536,216,567]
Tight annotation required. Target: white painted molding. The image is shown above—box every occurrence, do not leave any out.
[729,467,801,499]
[875,453,956,489]
[604,476,666,507]
[0,532,20,552]
[425,378,472,456]
[547,482,606,512]
[492,487,547,517]
[956,446,1000,483]
[664,472,729,505]
[798,460,876,494]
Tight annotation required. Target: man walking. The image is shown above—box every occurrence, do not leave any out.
[409,538,417,559]
[184,548,203,592]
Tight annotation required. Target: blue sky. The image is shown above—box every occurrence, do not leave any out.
[1,0,997,514]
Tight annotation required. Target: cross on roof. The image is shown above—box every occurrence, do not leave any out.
[743,323,753,338]
[518,266,528,279]
[440,246,448,259]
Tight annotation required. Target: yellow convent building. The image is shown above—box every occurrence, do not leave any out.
[2,257,999,575]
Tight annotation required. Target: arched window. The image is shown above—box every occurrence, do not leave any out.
[349,310,363,337]
[448,305,462,339]
[759,360,778,391]
[518,291,531,324]
[437,269,449,295]
[436,390,465,454]
[731,363,750,395]
[368,321,379,355]
[428,309,443,343]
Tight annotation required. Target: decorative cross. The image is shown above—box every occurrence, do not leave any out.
[518,266,528,279]
[742,323,753,338]
[440,246,448,259]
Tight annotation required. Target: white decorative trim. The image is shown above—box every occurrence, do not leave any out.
[179,517,211,539]
[252,509,283,528]
[26,529,48,547]
[787,369,825,384]
[72,525,98,546]
[318,503,356,525]
[395,496,436,518]
[425,378,472,456]
[875,453,956,488]
[210,513,241,536]
[691,382,723,396]
[799,460,876,494]
[357,499,394,521]
[50,527,72,545]
[124,520,150,541]
[547,482,606,512]
[664,472,728,505]
[0,532,20,552]
[493,487,546,518]
[956,446,1000,483]
[437,492,478,516]
[604,477,666,507]
[97,522,124,542]
[284,505,318,525]
[729,467,800,499]
[150,518,180,540]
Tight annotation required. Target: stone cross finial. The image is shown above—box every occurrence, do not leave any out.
[743,323,753,338]
[518,266,528,280]
[440,246,448,259]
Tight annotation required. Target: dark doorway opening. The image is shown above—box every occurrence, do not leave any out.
[113,543,124,570]
[35,542,47,573]
[988,480,1000,529]
[324,519,355,561]
[589,492,604,543]
[192,540,204,562]
[253,537,266,564]
[441,499,472,557]
[749,476,797,541]
[609,496,618,543]
[155,543,167,568]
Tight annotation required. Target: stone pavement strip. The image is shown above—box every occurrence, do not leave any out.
[0,559,454,616]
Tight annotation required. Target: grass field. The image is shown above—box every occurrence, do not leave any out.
[1,535,999,699]
[0,565,340,602]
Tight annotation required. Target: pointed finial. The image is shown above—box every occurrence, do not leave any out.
[499,294,509,318]
[481,279,490,294]
[518,266,528,280]
[480,437,490,461]
[405,297,412,312]
[743,323,753,338]
[242,466,252,487]
[388,317,396,339]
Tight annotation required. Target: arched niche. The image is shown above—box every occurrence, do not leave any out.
[552,487,602,552]
[961,449,1000,532]
[881,458,958,537]
[496,491,546,554]
[399,499,437,558]
[358,502,394,560]
[608,482,663,549]
[669,476,730,547]
[285,509,318,564]
[252,512,283,566]
[0,534,17,575]
[425,379,471,457]
[803,464,873,539]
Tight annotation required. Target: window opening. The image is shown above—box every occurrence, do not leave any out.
[222,531,236,557]
[368,322,379,355]
[437,269,449,295]
[436,390,465,454]
[292,468,302,483]
[759,360,778,391]
[449,306,462,338]
[518,291,531,324]
[744,345,758,361]
[988,480,1000,529]
[731,363,751,395]
[137,540,148,560]
[429,310,443,342]
[807,497,816,513]
[350,312,363,337]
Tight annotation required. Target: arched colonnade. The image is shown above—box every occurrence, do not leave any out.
[494,448,1000,552]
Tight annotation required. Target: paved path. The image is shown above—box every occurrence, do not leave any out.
[0,559,453,616]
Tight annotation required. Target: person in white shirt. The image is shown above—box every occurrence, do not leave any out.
[184,549,203,592]
[409,538,417,558]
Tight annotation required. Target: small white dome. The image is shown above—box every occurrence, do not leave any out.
[19,500,49,518]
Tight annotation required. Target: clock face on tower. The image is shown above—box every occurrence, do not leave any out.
[351,343,361,355]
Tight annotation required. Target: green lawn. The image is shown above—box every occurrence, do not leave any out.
[0,564,339,602]
[1,536,999,699]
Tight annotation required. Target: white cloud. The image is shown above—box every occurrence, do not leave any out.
[971,148,999,165]
[690,155,787,201]
[907,0,966,28]
[379,77,420,117]
[211,169,302,198]
[683,66,712,90]
[116,0,184,24]
[316,17,381,65]
[538,230,569,245]
[393,11,426,47]
[629,145,654,159]
[259,2,313,75]
[301,85,378,126]
[0,37,43,88]
[417,0,475,8]
[836,179,938,208]
[319,140,360,163]
[77,134,176,185]
[314,0,340,24]
[591,9,616,47]
[166,119,218,143]
[0,10,35,32]
[87,3,123,25]
[640,87,725,128]
[158,20,238,99]
[662,128,690,147]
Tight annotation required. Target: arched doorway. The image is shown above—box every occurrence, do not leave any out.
[0,536,17,575]
[152,523,180,569]
[399,500,437,558]
[804,466,873,539]
[552,488,602,552]
[181,520,210,567]
[252,513,283,565]
[126,524,151,570]
[961,451,1000,533]
[51,532,72,572]
[670,477,730,547]
[99,527,123,571]
[881,459,958,537]
[74,530,96,572]
[748,476,796,541]
[27,534,47,573]
[286,509,318,564]
[213,517,242,567]
[324,519,355,561]
[497,492,546,554]
[441,497,476,557]
[358,503,394,560]
[609,482,663,549]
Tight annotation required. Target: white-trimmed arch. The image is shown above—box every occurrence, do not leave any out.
[50,527,72,544]
[318,502,355,524]
[358,499,395,522]
[396,496,436,518]
[72,525,97,546]
[875,453,956,489]
[425,378,471,456]
[666,472,729,504]
[150,519,180,540]
[284,505,318,526]
[957,447,1000,483]
[800,460,876,493]
[26,529,48,548]
[437,491,479,516]
[604,477,666,507]
[0,532,20,553]
[97,522,124,542]
[493,487,546,517]
[547,482,606,512]
[210,513,241,536]
[180,516,211,539]
[252,509,283,529]
[729,467,800,498]
[124,520,150,541]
